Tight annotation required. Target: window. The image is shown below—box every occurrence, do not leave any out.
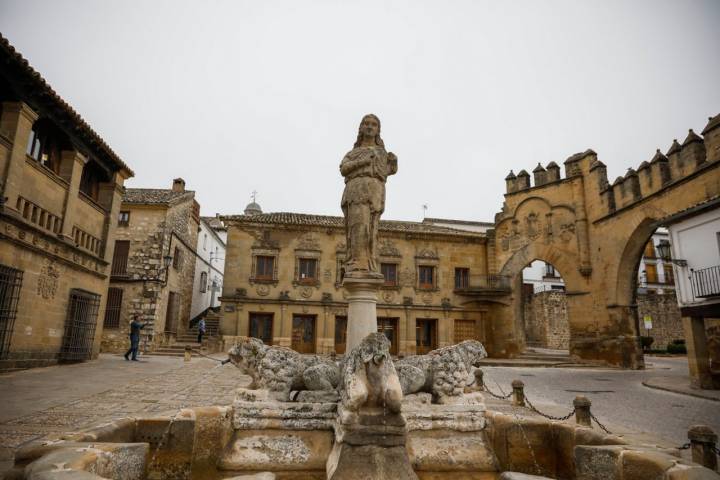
[111,240,130,276]
[200,272,208,292]
[118,211,130,226]
[381,263,398,286]
[173,247,182,270]
[250,313,274,345]
[544,264,557,277]
[645,264,658,283]
[25,121,64,175]
[419,265,435,289]
[455,268,469,289]
[255,256,275,280]
[663,264,675,285]
[643,241,656,259]
[103,288,123,328]
[0,264,24,358]
[79,161,105,201]
[299,258,317,283]
[203,234,207,251]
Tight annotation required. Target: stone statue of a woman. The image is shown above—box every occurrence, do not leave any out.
[340,114,398,275]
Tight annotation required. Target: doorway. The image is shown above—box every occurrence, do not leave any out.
[416,318,437,354]
[249,313,273,345]
[335,316,347,354]
[377,317,399,355]
[292,314,316,353]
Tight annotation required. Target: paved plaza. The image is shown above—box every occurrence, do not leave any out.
[0,352,717,472]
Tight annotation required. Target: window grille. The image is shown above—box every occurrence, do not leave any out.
[111,240,130,276]
[60,289,101,361]
[0,265,24,359]
[103,288,123,328]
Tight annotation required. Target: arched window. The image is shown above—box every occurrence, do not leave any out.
[200,272,208,293]
[203,234,207,250]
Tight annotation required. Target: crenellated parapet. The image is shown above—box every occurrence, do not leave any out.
[501,113,720,217]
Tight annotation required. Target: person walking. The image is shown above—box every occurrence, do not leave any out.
[124,315,148,361]
[197,318,206,344]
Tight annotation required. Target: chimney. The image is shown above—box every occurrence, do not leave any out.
[172,178,186,192]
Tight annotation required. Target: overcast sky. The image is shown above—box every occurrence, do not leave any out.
[1,0,719,222]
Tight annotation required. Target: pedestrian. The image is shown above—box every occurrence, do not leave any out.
[197,318,206,344]
[124,315,149,361]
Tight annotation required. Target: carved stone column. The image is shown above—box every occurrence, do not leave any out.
[58,150,87,242]
[0,102,38,214]
[343,273,383,353]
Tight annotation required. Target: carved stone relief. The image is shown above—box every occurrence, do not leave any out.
[399,267,415,287]
[421,292,433,305]
[323,268,333,283]
[378,238,401,257]
[297,232,321,251]
[37,259,61,299]
[300,286,314,299]
[255,285,270,297]
[381,290,395,304]
[416,247,439,260]
[250,229,279,249]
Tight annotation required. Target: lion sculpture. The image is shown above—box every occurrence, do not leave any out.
[395,340,487,403]
[228,336,340,401]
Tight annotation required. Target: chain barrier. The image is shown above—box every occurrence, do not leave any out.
[190,348,226,363]
[589,410,612,434]
[524,395,577,422]
[482,384,512,400]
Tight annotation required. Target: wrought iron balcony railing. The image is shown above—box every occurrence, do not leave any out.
[691,265,720,298]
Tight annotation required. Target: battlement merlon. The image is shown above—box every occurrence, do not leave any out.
[501,113,720,216]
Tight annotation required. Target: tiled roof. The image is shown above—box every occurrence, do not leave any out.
[201,216,226,230]
[222,212,486,238]
[0,33,133,176]
[422,217,494,227]
[123,188,194,205]
[660,194,720,226]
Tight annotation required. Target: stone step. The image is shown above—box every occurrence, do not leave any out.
[518,354,572,362]
[478,358,571,367]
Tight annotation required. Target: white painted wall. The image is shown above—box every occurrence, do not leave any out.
[637,229,675,294]
[190,218,226,319]
[667,207,720,308]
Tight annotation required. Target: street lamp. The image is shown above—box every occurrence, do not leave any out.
[163,254,173,269]
[656,240,687,267]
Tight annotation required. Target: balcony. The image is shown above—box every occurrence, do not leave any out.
[691,265,720,298]
[454,274,512,297]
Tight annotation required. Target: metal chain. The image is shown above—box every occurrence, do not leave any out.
[524,395,577,421]
[482,384,512,400]
[191,348,225,363]
[589,410,612,434]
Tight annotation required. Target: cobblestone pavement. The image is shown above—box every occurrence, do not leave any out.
[0,353,248,455]
[481,355,720,449]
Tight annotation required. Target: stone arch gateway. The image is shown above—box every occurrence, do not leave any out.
[490,115,720,368]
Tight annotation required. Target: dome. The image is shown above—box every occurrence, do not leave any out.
[244,201,262,215]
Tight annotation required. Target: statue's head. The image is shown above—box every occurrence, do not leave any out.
[354,113,385,148]
[227,336,267,372]
[456,340,488,367]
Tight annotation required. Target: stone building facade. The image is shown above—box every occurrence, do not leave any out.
[0,34,133,370]
[219,210,509,356]
[100,179,199,353]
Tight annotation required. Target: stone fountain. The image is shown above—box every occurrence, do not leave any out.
[6,115,720,479]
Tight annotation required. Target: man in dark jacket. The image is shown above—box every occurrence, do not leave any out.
[124,315,149,361]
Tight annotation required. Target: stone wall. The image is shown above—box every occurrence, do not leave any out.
[523,290,570,349]
[637,292,684,349]
[523,290,687,351]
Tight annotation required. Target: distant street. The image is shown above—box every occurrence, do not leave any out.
[481,356,720,448]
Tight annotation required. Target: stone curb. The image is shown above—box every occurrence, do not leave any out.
[641,379,720,402]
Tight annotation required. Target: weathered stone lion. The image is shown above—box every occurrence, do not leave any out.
[395,340,487,403]
[228,337,340,401]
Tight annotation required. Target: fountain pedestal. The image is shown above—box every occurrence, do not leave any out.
[342,273,384,353]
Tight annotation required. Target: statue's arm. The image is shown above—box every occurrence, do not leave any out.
[340,155,371,176]
[387,152,398,175]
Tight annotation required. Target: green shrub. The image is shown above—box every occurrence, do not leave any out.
[671,339,686,345]
[667,342,687,354]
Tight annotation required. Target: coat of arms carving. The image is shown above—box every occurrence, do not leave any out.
[297,233,321,251]
[37,260,60,299]
[525,212,541,240]
[378,238,401,257]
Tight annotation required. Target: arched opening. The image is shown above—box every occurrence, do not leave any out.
[521,260,569,351]
[615,219,683,359]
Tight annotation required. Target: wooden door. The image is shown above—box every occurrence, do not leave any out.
[292,315,316,353]
[249,313,273,345]
[377,317,398,355]
[454,319,478,343]
[416,318,437,354]
[335,316,347,354]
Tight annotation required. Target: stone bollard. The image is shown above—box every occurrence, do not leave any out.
[474,369,484,389]
[573,396,592,427]
[184,345,192,362]
[688,425,718,471]
[511,380,525,406]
